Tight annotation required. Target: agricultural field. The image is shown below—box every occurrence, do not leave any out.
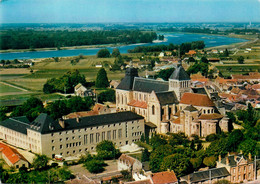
[0,54,144,104]
[0,83,24,93]
[214,64,260,77]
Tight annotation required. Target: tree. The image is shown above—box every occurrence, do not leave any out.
[190,140,195,150]
[238,139,257,157]
[190,157,202,171]
[149,144,174,173]
[226,129,244,152]
[96,140,120,160]
[97,48,110,58]
[141,148,150,162]
[11,97,44,121]
[223,49,229,57]
[206,134,219,142]
[98,89,115,103]
[201,56,208,64]
[160,153,192,177]
[0,107,8,121]
[158,68,175,81]
[203,156,217,168]
[0,163,9,183]
[206,138,228,157]
[0,60,5,66]
[95,68,109,88]
[112,48,120,57]
[196,142,203,151]
[237,56,244,64]
[46,100,70,120]
[32,154,49,170]
[121,170,132,180]
[188,57,196,63]
[85,159,106,173]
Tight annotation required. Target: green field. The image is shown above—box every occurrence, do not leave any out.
[0,83,24,93]
[215,64,260,77]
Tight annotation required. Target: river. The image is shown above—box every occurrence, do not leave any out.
[0,33,247,60]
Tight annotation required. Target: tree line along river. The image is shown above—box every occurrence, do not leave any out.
[0,33,247,60]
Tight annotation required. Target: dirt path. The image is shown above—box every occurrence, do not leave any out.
[0,81,28,92]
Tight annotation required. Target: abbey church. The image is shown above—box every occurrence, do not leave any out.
[116,62,228,137]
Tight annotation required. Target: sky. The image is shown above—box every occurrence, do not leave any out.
[0,0,260,23]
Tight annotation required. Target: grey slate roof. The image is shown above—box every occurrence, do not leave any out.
[116,67,138,90]
[29,112,144,134]
[181,167,230,183]
[29,113,59,134]
[184,105,198,112]
[169,65,190,81]
[0,116,30,135]
[192,87,207,94]
[155,91,178,105]
[133,78,169,93]
[219,154,252,167]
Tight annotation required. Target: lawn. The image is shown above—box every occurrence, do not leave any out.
[0,83,24,93]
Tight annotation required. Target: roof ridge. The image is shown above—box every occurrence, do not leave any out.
[9,117,30,126]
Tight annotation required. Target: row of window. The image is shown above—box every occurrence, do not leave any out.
[132,131,142,137]
[51,122,129,137]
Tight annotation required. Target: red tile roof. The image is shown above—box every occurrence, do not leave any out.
[65,111,99,119]
[128,100,148,109]
[126,179,152,184]
[172,117,181,124]
[150,171,178,184]
[252,84,260,90]
[180,93,215,107]
[232,72,260,80]
[215,77,237,84]
[0,142,27,165]
[199,113,223,120]
[186,50,196,55]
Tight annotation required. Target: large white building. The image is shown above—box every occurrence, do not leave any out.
[0,112,144,158]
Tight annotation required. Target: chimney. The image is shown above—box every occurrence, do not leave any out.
[59,119,65,128]
[226,157,229,165]
[188,174,190,182]
[248,153,252,160]
[218,155,221,162]
[240,150,243,154]
[76,117,80,123]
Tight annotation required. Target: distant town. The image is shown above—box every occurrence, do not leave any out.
[0,22,259,184]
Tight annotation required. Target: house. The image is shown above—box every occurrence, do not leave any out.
[118,154,143,174]
[124,170,178,184]
[216,153,255,183]
[0,112,145,158]
[110,80,120,89]
[211,50,218,54]
[159,52,165,57]
[180,167,230,184]
[186,50,197,56]
[74,83,94,97]
[231,72,260,83]
[0,142,29,169]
